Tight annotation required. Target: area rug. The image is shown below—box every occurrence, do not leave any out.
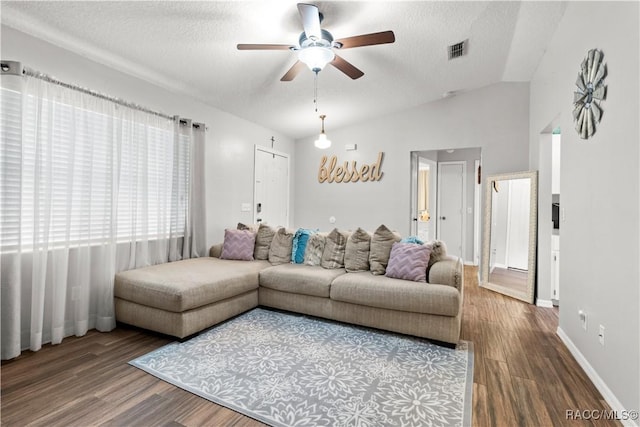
[130,308,473,427]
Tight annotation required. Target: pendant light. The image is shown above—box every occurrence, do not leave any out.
[314,115,331,149]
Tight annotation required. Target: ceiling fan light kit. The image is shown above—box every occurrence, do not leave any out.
[237,3,395,81]
[298,46,335,73]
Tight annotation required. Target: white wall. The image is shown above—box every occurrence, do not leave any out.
[1,26,296,247]
[293,83,530,250]
[529,1,639,415]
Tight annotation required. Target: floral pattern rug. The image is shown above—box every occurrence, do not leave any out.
[130,308,473,427]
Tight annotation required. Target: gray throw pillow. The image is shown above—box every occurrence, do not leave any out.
[304,233,326,266]
[237,222,259,232]
[321,228,349,269]
[268,227,294,265]
[254,223,277,260]
[426,239,448,268]
[369,224,402,275]
[344,227,371,272]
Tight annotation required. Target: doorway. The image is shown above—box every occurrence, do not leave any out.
[253,146,289,227]
[535,122,562,308]
[411,148,481,264]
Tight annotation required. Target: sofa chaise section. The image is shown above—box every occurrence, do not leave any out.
[114,257,270,338]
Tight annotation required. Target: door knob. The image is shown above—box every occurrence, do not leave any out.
[440,216,446,220]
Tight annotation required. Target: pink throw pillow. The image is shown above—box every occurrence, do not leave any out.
[385,242,431,282]
[220,229,256,261]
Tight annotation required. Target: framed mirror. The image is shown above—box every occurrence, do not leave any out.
[481,170,538,303]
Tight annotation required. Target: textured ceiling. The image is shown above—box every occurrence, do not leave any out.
[1,1,567,139]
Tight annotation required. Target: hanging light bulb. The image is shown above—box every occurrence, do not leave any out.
[314,115,331,149]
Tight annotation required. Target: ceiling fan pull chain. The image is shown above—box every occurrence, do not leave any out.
[314,72,318,112]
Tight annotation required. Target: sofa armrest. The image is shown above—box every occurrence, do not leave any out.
[209,243,223,258]
[428,255,463,291]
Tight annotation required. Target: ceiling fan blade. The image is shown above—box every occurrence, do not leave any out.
[281,61,306,81]
[331,55,364,80]
[298,3,322,40]
[335,31,395,49]
[237,44,293,50]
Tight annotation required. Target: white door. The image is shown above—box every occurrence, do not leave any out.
[254,146,289,227]
[437,162,465,259]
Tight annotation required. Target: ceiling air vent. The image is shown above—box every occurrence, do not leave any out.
[448,39,468,60]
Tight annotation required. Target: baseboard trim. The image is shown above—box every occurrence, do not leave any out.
[536,299,554,308]
[556,327,637,427]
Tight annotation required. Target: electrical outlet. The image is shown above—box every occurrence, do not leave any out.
[598,325,605,346]
[579,310,587,331]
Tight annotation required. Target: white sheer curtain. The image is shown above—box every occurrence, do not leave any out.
[0,72,206,360]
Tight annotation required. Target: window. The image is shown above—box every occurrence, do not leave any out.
[0,87,190,251]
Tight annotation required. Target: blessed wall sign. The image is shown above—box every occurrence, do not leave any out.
[318,152,384,183]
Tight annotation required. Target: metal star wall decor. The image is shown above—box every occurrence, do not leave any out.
[573,48,607,139]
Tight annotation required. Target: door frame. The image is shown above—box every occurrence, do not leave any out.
[410,152,419,236]
[409,153,438,240]
[436,161,467,261]
[474,159,481,266]
[253,145,290,227]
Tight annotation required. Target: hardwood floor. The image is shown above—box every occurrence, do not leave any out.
[488,266,528,295]
[1,265,619,426]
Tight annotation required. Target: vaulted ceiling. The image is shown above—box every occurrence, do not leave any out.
[1,1,567,139]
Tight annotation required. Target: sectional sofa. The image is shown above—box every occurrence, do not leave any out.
[114,224,464,345]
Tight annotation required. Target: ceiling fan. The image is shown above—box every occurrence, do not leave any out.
[237,3,395,81]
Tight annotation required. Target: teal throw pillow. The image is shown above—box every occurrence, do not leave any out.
[291,228,316,263]
[401,236,424,245]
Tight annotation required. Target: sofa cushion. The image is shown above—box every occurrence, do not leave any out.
[268,227,294,265]
[304,233,326,266]
[114,258,270,312]
[369,224,401,275]
[260,264,346,298]
[321,228,350,269]
[330,272,460,316]
[220,228,256,261]
[385,242,431,282]
[344,227,371,272]
[254,223,277,260]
